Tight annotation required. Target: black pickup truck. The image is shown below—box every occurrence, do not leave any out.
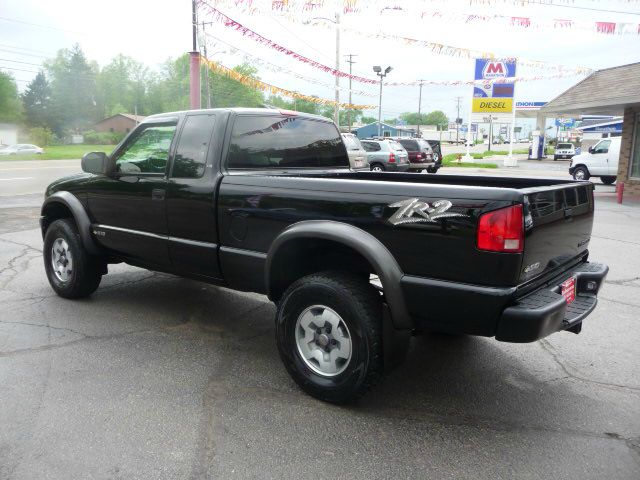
[41,108,608,403]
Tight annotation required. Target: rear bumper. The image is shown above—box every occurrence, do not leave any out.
[400,261,608,343]
[408,161,436,170]
[388,163,410,172]
[495,262,608,342]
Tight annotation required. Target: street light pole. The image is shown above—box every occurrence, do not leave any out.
[189,0,201,110]
[417,80,424,137]
[373,66,392,137]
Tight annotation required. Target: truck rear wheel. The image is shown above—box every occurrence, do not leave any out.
[601,176,616,185]
[275,271,383,403]
[43,218,104,299]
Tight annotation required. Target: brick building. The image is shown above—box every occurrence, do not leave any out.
[94,113,146,134]
[541,63,640,195]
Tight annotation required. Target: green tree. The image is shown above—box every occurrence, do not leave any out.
[46,44,99,135]
[21,71,52,127]
[0,71,22,123]
[318,106,364,126]
[208,63,264,108]
[98,54,149,117]
[424,110,449,130]
[399,112,427,125]
[28,126,54,146]
[361,116,377,124]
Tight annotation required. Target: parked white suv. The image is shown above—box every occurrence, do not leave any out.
[569,137,620,184]
[554,142,575,161]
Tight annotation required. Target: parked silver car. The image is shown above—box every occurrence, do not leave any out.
[341,133,369,171]
[0,144,44,155]
[360,139,410,172]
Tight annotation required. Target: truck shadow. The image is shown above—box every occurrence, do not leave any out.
[87,271,597,429]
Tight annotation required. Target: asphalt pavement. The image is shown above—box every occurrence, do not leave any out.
[0,161,639,479]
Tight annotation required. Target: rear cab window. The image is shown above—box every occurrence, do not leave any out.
[227,115,349,169]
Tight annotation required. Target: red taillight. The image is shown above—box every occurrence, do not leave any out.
[417,152,424,159]
[477,204,524,253]
[389,152,396,163]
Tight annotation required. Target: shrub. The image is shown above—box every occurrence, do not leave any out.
[28,127,54,146]
[82,130,125,145]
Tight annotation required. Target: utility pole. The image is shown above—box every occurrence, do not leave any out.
[189,0,201,110]
[455,96,462,144]
[417,80,424,137]
[333,11,341,126]
[345,54,357,132]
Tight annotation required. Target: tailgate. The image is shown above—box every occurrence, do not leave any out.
[520,183,594,283]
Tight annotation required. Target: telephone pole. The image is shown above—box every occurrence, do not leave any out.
[333,11,341,126]
[417,80,424,137]
[455,96,462,144]
[202,21,211,108]
[189,0,201,110]
[345,54,357,132]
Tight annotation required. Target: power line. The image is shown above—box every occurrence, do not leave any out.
[0,48,49,59]
[0,58,42,67]
[0,16,89,35]
[0,42,54,55]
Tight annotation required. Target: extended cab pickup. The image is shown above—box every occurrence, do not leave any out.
[41,108,608,403]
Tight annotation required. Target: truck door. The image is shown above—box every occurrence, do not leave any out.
[589,139,611,175]
[166,113,222,279]
[87,119,178,269]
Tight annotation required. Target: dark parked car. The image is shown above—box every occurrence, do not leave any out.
[40,108,608,404]
[361,139,409,172]
[393,137,438,173]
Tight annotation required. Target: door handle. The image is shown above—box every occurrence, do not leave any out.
[151,188,165,201]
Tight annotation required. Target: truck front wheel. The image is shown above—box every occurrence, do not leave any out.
[43,218,104,299]
[275,271,383,403]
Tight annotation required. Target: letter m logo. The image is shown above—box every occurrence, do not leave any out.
[483,61,507,79]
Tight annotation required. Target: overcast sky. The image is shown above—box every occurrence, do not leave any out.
[1,0,639,125]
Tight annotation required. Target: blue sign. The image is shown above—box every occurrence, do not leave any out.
[555,118,576,128]
[473,59,516,99]
[516,101,546,109]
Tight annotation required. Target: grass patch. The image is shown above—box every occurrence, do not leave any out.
[0,145,114,161]
[441,153,498,169]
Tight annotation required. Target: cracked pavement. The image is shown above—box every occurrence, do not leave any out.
[0,192,639,479]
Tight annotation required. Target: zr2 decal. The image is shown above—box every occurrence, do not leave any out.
[387,198,468,225]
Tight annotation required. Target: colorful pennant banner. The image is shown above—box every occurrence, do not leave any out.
[205,0,640,35]
[203,33,378,96]
[198,1,592,74]
[202,57,377,109]
[199,4,380,84]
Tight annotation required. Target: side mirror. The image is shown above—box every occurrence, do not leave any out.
[588,146,594,154]
[81,152,109,175]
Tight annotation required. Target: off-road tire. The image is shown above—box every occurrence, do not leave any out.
[44,218,104,299]
[275,271,383,404]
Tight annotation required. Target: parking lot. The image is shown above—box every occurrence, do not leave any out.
[1,161,639,479]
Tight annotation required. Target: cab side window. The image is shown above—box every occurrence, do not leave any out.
[171,115,215,178]
[227,115,348,169]
[112,123,177,174]
[593,140,611,154]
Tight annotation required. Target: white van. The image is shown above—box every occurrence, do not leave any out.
[569,136,620,184]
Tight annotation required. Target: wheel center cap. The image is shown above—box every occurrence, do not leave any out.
[317,334,330,348]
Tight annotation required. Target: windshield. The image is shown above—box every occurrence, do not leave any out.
[557,143,573,149]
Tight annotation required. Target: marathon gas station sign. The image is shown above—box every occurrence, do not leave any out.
[472,60,516,114]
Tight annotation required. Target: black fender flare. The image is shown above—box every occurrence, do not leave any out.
[266,220,412,330]
[41,192,103,255]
